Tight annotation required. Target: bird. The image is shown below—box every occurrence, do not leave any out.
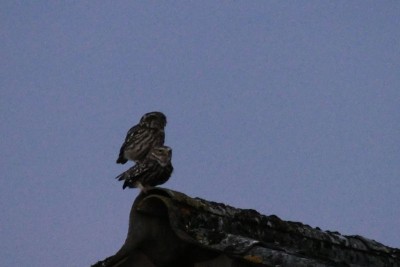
[116,111,167,164]
[116,145,173,192]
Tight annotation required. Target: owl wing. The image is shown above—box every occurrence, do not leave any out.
[116,161,155,189]
[116,124,141,164]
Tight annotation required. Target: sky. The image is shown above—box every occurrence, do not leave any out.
[1,1,399,266]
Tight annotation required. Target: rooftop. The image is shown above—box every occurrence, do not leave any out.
[92,188,400,267]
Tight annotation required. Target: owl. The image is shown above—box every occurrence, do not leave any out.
[116,146,173,192]
[116,111,167,164]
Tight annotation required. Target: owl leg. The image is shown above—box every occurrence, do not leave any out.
[136,182,148,193]
[143,185,154,193]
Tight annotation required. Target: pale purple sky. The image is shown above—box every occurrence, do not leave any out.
[1,1,399,266]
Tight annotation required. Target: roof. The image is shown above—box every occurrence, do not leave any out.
[92,188,400,267]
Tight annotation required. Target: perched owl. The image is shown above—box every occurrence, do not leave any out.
[116,146,173,192]
[116,111,167,164]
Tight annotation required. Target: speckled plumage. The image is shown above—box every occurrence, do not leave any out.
[116,112,167,164]
[116,146,173,191]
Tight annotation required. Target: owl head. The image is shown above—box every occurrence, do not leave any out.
[140,111,167,129]
[149,146,172,166]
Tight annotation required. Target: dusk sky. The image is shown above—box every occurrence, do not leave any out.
[1,2,399,266]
